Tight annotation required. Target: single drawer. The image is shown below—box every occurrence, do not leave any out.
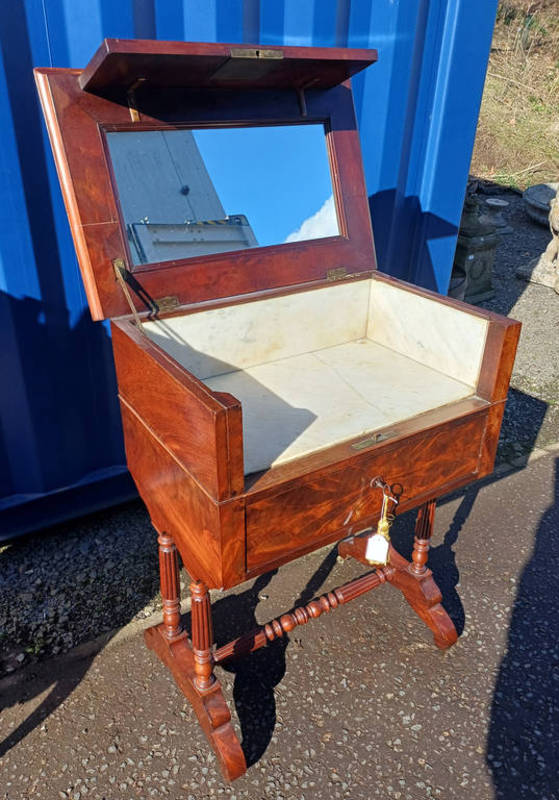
[246,412,486,571]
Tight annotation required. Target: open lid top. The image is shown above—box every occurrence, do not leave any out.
[80,38,377,93]
[35,39,378,321]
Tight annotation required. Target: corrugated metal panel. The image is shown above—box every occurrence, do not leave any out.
[0,0,498,538]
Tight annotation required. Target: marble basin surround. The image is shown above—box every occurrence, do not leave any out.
[144,279,489,475]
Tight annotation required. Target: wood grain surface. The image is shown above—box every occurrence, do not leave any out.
[245,413,486,573]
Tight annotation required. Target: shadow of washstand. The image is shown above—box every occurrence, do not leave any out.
[487,457,559,799]
[212,547,339,767]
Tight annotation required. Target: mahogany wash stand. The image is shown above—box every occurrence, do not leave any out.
[35,39,520,781]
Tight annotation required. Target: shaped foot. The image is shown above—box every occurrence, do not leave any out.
[145,624,247,781]
[386,545,458,649]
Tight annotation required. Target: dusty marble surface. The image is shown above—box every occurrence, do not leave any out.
[206,339,474,474]
[143,280,370,379]
[144,277,487,473]
[368,280,488,387]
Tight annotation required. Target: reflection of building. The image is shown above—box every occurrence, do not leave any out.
[107,130,257,264]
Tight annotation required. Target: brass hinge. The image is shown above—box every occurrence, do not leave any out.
[327,267,349,281]
[126,77,147,123]
[154,295,180,314]
[229,47,283,60]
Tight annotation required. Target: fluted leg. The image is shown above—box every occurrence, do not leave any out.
[145,570,246,780]
[158,532,183,639]
[190,581,216,692]
[411,499,436,575]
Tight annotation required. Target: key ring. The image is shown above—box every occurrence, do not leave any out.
[370,475,402,508]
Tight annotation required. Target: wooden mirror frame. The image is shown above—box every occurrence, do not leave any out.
[35,65,377,321]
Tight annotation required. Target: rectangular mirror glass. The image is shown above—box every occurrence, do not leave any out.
[106,124,339,267]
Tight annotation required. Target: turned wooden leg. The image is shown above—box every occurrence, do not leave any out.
[386,499,457,649]
[144,569,246,781]
[190,580,216,692]
[411,498,436,575]
[158,532,183,639]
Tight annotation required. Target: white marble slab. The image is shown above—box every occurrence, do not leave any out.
[204,340,474,474]
[143,280,370,380]
[143,277,488,474]
[367,279,488,387]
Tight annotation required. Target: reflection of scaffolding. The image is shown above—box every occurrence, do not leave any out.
[108,130,258,265]
[128,214,258,264]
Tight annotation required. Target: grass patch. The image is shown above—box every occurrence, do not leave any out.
[471,0,559,190]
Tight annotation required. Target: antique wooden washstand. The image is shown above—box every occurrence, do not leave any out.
[35,39,520,781]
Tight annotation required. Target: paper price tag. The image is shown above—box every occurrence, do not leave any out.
[365,532,389,566]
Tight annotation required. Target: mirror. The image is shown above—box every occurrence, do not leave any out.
[106,124,339,267]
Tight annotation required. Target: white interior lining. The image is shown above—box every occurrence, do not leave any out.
[205,339,475,474]
[143,278,488,474]
[144,280,370,380]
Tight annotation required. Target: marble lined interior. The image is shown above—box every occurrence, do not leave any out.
[367,281,488,387]
[205,340,474,474]
[144,281,370,380]
[143,278,488,474]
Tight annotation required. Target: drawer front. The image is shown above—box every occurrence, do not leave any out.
[246,413,486,572]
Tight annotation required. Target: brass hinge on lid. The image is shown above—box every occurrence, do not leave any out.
[126,77,147,123]
[229,48,283,60]
[155,295,180,314]
[113,258,144,331]
[327,267,349,281]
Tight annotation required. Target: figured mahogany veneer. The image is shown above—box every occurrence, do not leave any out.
[35,39,520,782]
[109,272,519,780]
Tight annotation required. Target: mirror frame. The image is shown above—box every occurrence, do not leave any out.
[104,123,341,267]
[35,60,376,321]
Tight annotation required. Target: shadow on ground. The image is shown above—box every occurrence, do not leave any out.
[487,458,559,799]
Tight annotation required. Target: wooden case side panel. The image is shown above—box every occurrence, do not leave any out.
[120,401,246,589]
[477,318,521,403]
[112,321,243,499]
[34,69,107,319]
[475,318,521,477]
[477,402,507,479]
[246,412,487,573]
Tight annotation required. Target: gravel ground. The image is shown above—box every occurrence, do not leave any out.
[0,504,160,675]
[1,188,557,678]
[476,189,559,461]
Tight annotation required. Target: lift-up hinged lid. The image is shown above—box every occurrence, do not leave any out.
[35,39,378,321]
